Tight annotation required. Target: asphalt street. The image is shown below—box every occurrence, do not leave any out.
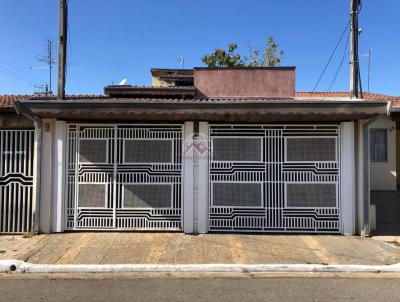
[0,275,400,302]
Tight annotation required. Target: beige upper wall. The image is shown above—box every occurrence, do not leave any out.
[370,116,397,191]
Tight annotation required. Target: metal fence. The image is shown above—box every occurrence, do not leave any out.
[0,130,34,234]
[65,124,183,231]
[209,124,341,233]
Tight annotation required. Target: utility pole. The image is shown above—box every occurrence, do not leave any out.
[349,0,360,99]
[57,0,67,99]
[48,40,53,95]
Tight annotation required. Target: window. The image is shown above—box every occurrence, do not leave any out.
[370,129,388,162]
[286,137,336,162]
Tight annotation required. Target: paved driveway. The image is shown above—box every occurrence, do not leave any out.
[1,233,399,265]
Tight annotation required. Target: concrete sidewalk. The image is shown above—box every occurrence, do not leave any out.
[0,233,399,265]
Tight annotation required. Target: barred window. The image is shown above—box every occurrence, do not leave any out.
[370,129,388,162]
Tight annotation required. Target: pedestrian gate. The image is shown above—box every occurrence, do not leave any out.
[209,124,341,233]
[65,124,183,230]
[0,130,34,234]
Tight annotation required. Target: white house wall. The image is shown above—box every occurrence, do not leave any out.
[370,116,397,191]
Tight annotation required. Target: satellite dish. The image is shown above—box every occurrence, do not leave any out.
[118,78,127,85]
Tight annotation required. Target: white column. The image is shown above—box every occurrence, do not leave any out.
[39,118,55,233]
[51,121,66,233]
[197,122,209,233]
[183,122,194,233]
[340,122,355,235]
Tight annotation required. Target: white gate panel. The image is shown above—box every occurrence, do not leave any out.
[209,124,341,233]
[65,124,183,231]
[0,130,34,233]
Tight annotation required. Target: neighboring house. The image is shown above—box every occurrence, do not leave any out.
[297,92,400,192]
[1,67,398,236]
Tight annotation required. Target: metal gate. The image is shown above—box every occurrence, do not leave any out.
[0,130,34,233]
[65,124,183,230]
[209,124,341,233]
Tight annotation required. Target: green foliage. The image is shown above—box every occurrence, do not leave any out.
[201,43,244,67]
[202,36,284,68]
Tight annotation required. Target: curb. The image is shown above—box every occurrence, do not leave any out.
[1,260,400,274]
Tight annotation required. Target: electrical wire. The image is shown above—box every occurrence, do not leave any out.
[312,20,350,92]
[328,31,350,92]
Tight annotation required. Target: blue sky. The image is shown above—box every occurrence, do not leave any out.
[0,0,399,95]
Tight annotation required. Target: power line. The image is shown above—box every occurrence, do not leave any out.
[0,68,37,86]
[312,20,350,92]
[328,31,350,92]
[0,62,41,85]
[0,59,40,82]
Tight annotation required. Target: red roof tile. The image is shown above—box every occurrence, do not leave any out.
[296,91,400,102]
[0,95,30,111]
[0,94,108,111]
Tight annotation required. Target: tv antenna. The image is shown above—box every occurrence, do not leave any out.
[31,39,57,95]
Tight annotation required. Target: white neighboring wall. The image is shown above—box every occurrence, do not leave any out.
[370,116,397,191]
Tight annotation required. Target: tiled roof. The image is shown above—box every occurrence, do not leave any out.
[296,91,400,102]
[0,95,31,111]
[2,91,400,112]
[0,94,107,111]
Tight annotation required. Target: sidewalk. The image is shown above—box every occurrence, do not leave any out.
[1,233,399,265]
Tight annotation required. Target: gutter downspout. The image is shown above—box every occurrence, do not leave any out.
[15,102,42,234]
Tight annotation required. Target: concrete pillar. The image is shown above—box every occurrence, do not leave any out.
[183,121,194,233]
[340,122,355,235]
[51,121,66,232]
[39,119,55,233]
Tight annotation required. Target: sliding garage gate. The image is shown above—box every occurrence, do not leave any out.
[65,124,183,231]
[0,130,34,234]
[209,124,341,233]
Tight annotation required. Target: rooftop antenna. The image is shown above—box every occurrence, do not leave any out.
[32,39,57,95]
[178,56,185,69]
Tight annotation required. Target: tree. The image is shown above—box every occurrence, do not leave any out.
[201,36,284,67]
[246,36,284,67]
[201,43,244,67]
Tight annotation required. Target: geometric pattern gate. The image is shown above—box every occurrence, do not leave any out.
[0,130,35,234]
[65,124,183,231]
[209,124,341,233]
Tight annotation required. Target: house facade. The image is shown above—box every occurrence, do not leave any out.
[1,67,398,236]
